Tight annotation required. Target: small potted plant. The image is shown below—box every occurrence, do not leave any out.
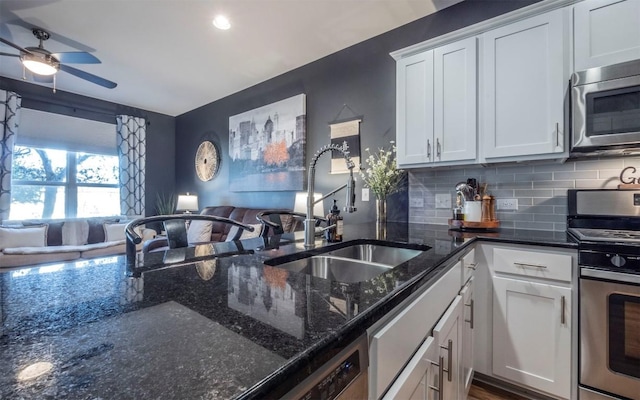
[154,193,176,234]
[359,141,406,224]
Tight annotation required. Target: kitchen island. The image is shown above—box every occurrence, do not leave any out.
[0,223,574,399]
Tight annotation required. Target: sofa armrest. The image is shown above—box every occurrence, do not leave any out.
[143,237,169,253]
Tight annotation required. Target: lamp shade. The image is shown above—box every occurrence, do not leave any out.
[294,192,324,217]
[176,193,199,213]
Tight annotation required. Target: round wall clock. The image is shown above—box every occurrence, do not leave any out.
[195,140,220,181]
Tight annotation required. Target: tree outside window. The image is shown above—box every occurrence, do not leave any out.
[10,145,120,220]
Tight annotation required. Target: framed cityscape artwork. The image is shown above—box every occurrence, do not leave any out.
[228,94,306,192]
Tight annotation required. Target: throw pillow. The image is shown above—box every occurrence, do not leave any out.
[0,225,48,250]
[225,223,263,241]
[87,218,118,244]
[62,220,90,245]
[22,220,64,246]
[187,220,213,244]
[103,222,128,242]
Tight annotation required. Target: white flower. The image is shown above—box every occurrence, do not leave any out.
[359,141,406,199]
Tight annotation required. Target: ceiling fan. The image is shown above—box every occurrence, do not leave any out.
[0,28,117,90]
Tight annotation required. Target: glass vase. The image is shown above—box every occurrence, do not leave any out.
[376,197,387,240]
[376,197,387,225]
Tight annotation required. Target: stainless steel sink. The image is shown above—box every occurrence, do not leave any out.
[265,241,428,283]
[271,255,393,283]
[322,243,423,266]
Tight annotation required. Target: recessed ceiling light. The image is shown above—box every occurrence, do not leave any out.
[213,15,231,30]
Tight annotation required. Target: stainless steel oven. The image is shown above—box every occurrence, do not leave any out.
[580,268,640,400]
[568,189,640,400]
[571,59,640,156]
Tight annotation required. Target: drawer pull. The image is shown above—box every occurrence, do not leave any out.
[428,356,445,398]
[465,299,474,329]
[466,262,477,270]
[513,262,547,269]
[440,339,452,382]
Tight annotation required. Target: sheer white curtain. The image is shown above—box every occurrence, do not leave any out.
[0,90,21,222]
[116,115,146,217]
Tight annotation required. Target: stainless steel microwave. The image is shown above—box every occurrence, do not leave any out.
[571,59,640,156]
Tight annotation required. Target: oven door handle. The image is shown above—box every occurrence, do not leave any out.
[581,267,640,285]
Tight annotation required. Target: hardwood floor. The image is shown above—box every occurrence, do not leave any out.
[468,381,530,400]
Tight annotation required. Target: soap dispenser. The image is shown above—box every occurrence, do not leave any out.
[325,200,343,242]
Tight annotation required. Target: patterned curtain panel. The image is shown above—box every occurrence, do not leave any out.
[0,90,21,223]
[116,115,146,217]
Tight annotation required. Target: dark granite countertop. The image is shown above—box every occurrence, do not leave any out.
[0,223,576,399]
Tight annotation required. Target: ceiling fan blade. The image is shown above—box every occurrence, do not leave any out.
[0,51,20,58]
[4,17,96,52]
[59,64,117,89]
[52,51,101,64]
[0,36,32,54]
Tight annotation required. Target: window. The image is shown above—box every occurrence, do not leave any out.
[10,145,120,220]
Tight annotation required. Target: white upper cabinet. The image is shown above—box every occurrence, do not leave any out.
[396,51,434,166]
[395,37,477,168]
[434,37,477,164]
[574,0,640,71]
[481,8,569,161]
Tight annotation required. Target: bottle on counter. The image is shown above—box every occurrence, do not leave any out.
[325,200,343,242]
[453,194,465,221]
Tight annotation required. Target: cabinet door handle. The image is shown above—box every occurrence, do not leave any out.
[466,262,477,270]
[513,262,547,269]
[440,339,452,382]
[556,122,560,147]
[561,295,566,325]
[428,356,445,399]
[427,139,431,159]
[436,138,441,158]
[465,299,474,329]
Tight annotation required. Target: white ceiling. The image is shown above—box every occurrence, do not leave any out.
[0,0,462,117]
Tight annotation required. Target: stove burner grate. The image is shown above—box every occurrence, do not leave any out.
[569,228,640,243]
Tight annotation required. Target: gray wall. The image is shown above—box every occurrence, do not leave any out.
[409,155,640,231]
[174,0,540,223]
[0,77,176,217]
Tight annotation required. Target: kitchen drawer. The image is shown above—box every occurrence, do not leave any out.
[369,263,460,399]
[461,247,477,285]
[492,247,572,283]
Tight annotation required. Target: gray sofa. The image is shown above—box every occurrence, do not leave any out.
[0,216,156,269]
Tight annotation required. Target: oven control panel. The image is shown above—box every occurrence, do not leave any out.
[579,250,640,272]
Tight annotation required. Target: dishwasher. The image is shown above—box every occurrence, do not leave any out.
[283,334,368,400]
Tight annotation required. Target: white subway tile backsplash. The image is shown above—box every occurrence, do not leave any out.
[514,189,555,197]
[553,171,597,180]
[408,155,638,231]
[532,180,575,188]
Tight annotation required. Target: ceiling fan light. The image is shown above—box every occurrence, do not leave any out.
[213,15,231,30]
[21,54,59,76]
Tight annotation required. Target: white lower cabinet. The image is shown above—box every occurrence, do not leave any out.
[460,277,474,397]
[433,295,464,400]
[382,336,439,400]
[492,276,572,399]
[370,262,461,399]
[474,243,576,400]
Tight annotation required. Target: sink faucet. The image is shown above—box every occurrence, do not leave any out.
[305,142,357,248]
